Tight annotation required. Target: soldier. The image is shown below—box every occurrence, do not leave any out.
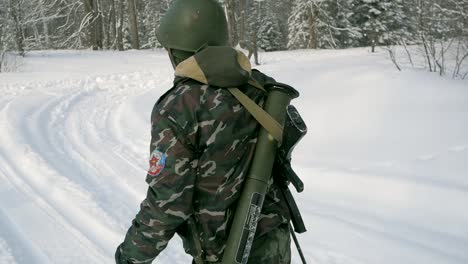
[115,0,292,263]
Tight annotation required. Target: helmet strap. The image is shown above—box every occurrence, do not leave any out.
[168,48,195,68]
[168,48,178,69]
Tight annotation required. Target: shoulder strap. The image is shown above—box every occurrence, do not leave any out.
[248,78,266,92]
[227,87,283,144]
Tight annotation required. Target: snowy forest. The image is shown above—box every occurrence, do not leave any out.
[1,0,468,76]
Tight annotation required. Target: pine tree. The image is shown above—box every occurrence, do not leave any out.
[351,0,383,51]
[350,0,407,51]
[334,0,360,47]
[258,0,285,51]
[314,0,361,48]
[258,17,283,51]
[287,0,316,49]
[242,0,264,64]
[266,0,291,50]
[380,0,407,45]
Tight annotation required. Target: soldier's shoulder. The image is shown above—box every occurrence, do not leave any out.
[155,77,204,104]
[251,69,276,87]
[152,77,207,116]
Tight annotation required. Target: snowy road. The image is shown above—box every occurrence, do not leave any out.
[0,49,467,264]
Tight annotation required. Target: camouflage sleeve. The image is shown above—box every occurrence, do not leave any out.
[118,101,198,263]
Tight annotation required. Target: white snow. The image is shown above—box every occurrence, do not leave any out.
[0,238,16,264]
[0,48,467,264]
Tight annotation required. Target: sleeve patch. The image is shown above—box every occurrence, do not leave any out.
[148,149,167,177]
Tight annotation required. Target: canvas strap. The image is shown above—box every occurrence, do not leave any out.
[227,87,283,144]
[248,78,266,92]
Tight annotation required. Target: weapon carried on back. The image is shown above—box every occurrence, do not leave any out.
[222,82,308,264]
[274,104,308,264]
[275,104,307,234]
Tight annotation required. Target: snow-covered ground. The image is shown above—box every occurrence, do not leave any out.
[0,48,467,264]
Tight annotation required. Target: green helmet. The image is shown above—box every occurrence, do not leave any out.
[156,0,229,52]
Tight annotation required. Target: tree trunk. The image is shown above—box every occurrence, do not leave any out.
[40,1,50,48]
[83,0,103,50]
[95,0,104,49]
[97,0,109,49]
[421,33,433,72]
[104,6,111,49]
[370,23,377,53]
[251,32,259,65]
[239,0,246,42]
[83,0,96,49]
[0,24,4,72]
[401,39,414,67]
[110,0,117,49]
[127,0,139,49]
[225,0,238,46]
[308,8,318,49]
[117,0,124,50]
[9,0,25,56]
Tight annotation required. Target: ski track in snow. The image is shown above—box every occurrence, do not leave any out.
[0,49,467,264]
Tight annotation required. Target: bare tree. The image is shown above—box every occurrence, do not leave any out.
[400,39,414,67]
[239,0,246,44]
[454,38,468,79]
[385,45,402,71]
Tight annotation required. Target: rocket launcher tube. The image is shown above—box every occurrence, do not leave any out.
[222,83,299,264]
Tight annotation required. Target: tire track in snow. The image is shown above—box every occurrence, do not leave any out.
[1,95,120,259]
[28,87,139,221]
[0,164,51,264]
[39,73,161,218]
[1,69,190,263]
[18,92,124,246]
[0,143,109,263]
[0,71,177,263]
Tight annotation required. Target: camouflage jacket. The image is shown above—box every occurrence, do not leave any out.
[118,47,290,263]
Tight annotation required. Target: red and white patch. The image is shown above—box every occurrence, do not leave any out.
[147,149,167,177]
